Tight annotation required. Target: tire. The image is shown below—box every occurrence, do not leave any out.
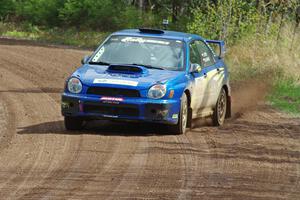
[170,93,188,135]
[212,88,227,126]
[64,116,84,130]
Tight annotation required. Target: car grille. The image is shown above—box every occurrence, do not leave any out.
[87,87,140,97]
[83,102,139,117]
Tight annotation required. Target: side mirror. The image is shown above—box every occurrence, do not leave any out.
[81,55,90,64]
[190,63,202,73]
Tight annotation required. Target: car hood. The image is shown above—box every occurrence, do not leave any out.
[73,64,185,89]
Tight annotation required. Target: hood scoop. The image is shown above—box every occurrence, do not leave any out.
[107,64,148,75]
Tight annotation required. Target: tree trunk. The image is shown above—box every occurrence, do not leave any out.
[256,0,260,9]
[139,0,144,11]
[265,6,273,35]
[290,6,300,50]
[172,0,177,22]
[296,6,300,27]
[277,8,285,42]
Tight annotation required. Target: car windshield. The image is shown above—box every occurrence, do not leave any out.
[90,35,185,71]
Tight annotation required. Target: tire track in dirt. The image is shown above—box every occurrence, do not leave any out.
[0,50,120,199]
[106,138,148,200]
[40,136,138,199]
[65,136,123,199]
[121,134,184,199]
[188,109,300,199]
[0,68,49,193]
[254,110,300,200]
[0,97,8,139]
[0,67,79,199]
[0,44,148,199]
[0,47,96,198]
[176,133,199,200]
[0,94,15,152]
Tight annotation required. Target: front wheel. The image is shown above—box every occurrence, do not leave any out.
[64,116,84,130]
[169,93,188,135]
[212,88,227,126]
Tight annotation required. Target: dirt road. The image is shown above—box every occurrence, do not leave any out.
[0,40,299,199]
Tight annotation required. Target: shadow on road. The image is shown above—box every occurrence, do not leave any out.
[17,120,173,136]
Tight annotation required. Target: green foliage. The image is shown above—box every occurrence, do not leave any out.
[16,0,65,27]
[2,0,165,30]
[118,6,160,29]
[268,77,300,114]
[1,0,299,33]
[0,22,108,48]
[42,28,108,47]
[188,0,260,44]
[0,0,16,20]
[59,0,124,30]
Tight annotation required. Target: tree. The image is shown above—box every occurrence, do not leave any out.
[16,0,65,26]
[0,0,16,20]
[59,0,126,30]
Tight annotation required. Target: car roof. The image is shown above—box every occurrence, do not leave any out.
[111,29,203,42]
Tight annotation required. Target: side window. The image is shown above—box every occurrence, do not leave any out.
[195,41,215,67]
[189,42,201,65]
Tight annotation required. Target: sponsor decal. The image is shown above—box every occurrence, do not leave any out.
[92,47,105,62]
[102,114,119,118]
[121,37,170,45]
[100,97,123,101]
[93,78,138,86]
[101,96,123,104]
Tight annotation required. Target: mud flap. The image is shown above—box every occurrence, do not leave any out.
[225,95,231,118]
[187,107,193,128]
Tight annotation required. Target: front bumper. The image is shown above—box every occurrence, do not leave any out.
[61,93,181,124]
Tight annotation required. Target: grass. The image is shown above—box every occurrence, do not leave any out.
[268,78,300,114]
[1,22,300,114]
[0,22,108,48]
[226,29,300,114]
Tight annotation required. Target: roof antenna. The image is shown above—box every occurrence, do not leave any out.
[162,19,169,30]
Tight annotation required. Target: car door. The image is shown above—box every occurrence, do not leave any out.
[197,40,225,108]
[189,40,210,117]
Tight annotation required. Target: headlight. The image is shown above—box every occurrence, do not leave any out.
[148,84,166,99]
[67,77,82,94]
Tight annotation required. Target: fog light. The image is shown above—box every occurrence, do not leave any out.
[61,102,70,109]
[157,110,169,119]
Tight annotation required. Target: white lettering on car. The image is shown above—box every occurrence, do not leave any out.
[93,79,138,86]
[121,37,170,45]
[101,97,124,101]
[92,47,105,62]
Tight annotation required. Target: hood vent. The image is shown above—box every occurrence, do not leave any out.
[139,28,164,34]
[107,65,145,74]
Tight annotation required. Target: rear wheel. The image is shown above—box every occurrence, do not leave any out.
[170,93,188,135]
[64,116,84,130]
[212,88,227,126]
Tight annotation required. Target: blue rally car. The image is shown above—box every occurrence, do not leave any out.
[61,28,231,134]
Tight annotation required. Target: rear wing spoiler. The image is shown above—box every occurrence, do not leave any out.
[205,39,226,58]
